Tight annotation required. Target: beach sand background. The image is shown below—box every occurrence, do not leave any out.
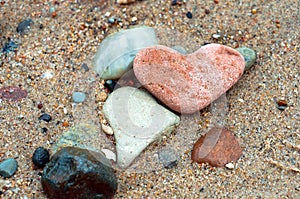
[0,0,299,198]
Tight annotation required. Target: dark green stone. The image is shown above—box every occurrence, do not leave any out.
[41,147,117,199]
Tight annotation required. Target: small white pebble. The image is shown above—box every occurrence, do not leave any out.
[101,124,114,135]
[237,98,244,103]
[63,108,68,114]
[212,34,221,39]
[41,71,54,79]
[225,162,235,169]
[131,16,137,22]
[101,148,116,162]
[104,12,110,17]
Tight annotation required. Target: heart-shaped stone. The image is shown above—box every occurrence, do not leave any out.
[133,44,245,114]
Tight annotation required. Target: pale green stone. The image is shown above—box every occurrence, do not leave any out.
[72,92,86,103]
[236,47,256,70]
[93,26,158,80]
[0,158,18,178]
[103,87,180,169]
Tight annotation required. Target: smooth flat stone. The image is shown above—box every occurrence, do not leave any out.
[0,158,18,178]
[158,148,178,169]
[72,92,86,103]
[191,127,242,167]
[93,26,158,80]
[41,147,117,199]
[103,87,180,169]
[236,47,256,70]
[133,44,245,114]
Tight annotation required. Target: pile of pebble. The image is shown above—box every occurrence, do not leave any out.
[0,25,257,199]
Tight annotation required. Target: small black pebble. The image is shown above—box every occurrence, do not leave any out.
[41,127,48,134]
[186,11,193,19]
[202,42,211,46]
[104,80,116,92]
[205,9,210,14]
[39,24,44,29]
[171,0,177,5]
[39,113,52,122]
[17,19,33,33]
[0,190,3,195]
[32,147,50,168]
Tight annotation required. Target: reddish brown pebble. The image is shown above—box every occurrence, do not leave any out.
[37,103,43,109]
[51,11,57,18]
[133,44,245,114]
[62,121,69,127]
[191,127,243,167]
[214,0,219,4]
[0,86,27,101]
[277,99,288,106]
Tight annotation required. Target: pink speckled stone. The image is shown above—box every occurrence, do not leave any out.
[133,44,245,114]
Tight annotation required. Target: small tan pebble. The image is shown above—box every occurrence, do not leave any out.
[98,91,108,102]
[117,0,135,4]
[101,123,114,135]
[225,162,235,169]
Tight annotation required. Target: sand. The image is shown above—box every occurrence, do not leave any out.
[0,0,299,198]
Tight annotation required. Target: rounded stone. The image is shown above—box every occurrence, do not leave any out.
[41,146,118,199]
[191,127,242,167]
[16,19,33,33]
[236,47,256,70]
[92,26,158,80]
[133,44,245,114]
[158,148,178,169]
[32,147,50,168]
[0,158,18,178]
[38,113,52,122]
[72,92,86,103]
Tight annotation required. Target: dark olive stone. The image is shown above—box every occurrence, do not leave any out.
[41,147,117,199]
[17,19,33,33]
[32,147,50,168]
[104,80,116,92]
[186,11,193,19]
[38,113,52,122]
